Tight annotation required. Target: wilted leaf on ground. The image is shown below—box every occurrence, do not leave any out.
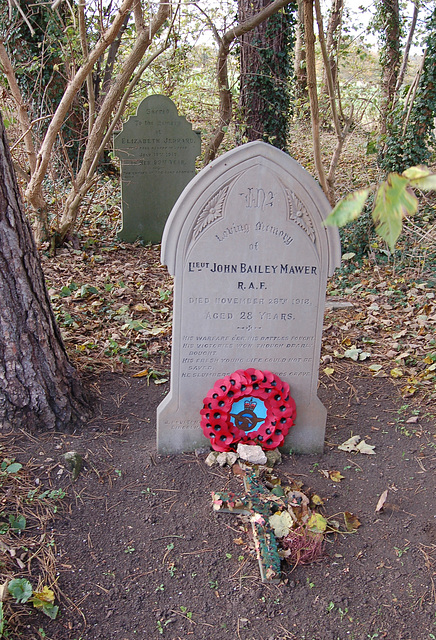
[323,367,335,376]
[307,513,328,534]
[375,489,388,512]
[359,351,371,361]
[344,347,361,361]
[269,511,293,538]
[32,586,55,605]
[132,369,150,378]
[5,462,22,474]
[344,512,361,532]
[368,364,383,372]
[8,578,32,603]
[311,494,324,506]
[390,368,404,378]
[338,436,375,455]
[355,440,376,455]
[329,470,345,482]
[338,436,361,452]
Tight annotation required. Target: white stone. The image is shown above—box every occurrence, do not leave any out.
[205,452,219,467]
[236,444,267,465]
[216,451,239,467]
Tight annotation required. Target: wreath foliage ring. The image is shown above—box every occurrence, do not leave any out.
[200,369,296,452]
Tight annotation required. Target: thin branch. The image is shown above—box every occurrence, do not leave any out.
[0,42,37,173]
[78,0,96,136]
[314,0,341,139]
[25,0,136,206]
[402,49,426,135]
[303,0,329,200]
[395,0,419,95]
[204,0,294,164]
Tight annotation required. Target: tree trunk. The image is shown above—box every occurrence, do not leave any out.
[0,111,90,432]
[379,0,401,135]
[204,0,295,164]
[238,0,295,149]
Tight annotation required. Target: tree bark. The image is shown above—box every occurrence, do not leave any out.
[238,0,293,149]
[204,0,294,164]
[379,0,401,135]
[0,111,90,432]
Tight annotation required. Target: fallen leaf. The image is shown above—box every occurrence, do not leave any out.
[32,586,55,605]
[355,440,376,455]
[368,364,383,372]
[311,494,324,506]
[390,367,404,378]
[329,470,345,482]
[344,347,361,361]
[0,580,9,602]
[338,435,361,452]
[307,512,328,534]
[323,367,335,376]
[269,511,293,538]
[344,511,361,532]
[375,489,388,512]
[132,369,149,378]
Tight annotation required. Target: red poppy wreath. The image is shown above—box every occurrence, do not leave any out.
[200,368,296,452]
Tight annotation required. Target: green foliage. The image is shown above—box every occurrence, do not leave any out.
[8,513,26,532]
[8,579,33,604]
[7,580,59,619]
[325,165,436,250]
[380,7,436,172]
[1,459,22,475]
[0,1,85,166]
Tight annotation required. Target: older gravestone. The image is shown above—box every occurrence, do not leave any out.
[114,94,201,244]
[157,141,341,454]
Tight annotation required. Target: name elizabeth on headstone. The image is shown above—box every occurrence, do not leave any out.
[114,94,201,244]
[157,142,341,454]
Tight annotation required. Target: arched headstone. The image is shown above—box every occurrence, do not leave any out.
[157,141,341,454]
[114,95,201,244]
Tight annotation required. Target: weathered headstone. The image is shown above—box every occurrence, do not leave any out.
[157,141,341,454]
[114,94,201,244]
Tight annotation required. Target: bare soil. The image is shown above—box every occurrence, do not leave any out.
[7,362,436,640]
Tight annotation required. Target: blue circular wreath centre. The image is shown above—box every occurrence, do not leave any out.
[229,397,267,434]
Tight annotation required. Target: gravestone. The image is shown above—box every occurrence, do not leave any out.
[114,94,201,244]
[157,141,341,454]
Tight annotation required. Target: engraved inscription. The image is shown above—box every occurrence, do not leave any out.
[240,187,275,209]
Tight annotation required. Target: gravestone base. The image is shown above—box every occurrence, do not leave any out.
[157,387,327,455]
